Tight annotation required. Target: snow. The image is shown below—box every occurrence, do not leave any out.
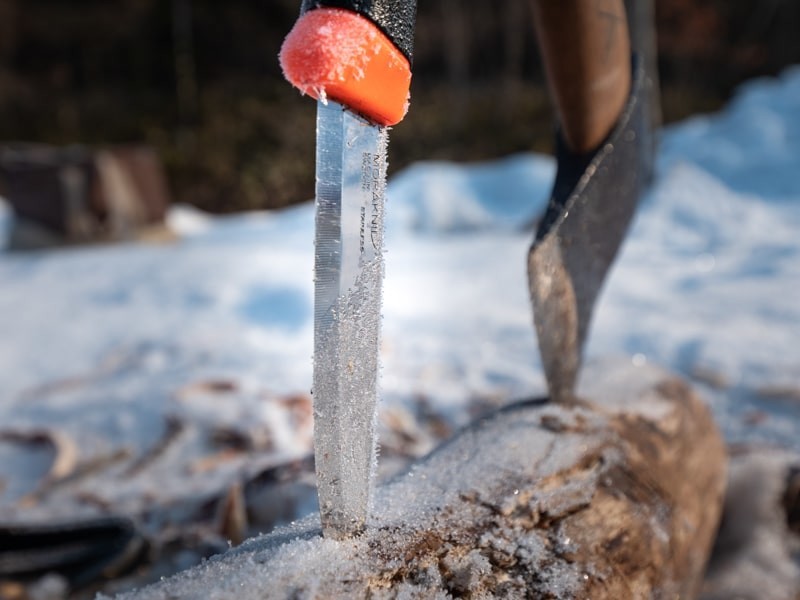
[386,154,554,233]
[1,67,800,590]
[702,448,800,599]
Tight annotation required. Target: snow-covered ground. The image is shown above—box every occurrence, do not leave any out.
[1,66,799,556]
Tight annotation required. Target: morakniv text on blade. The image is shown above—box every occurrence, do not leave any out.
[280,0,417,538]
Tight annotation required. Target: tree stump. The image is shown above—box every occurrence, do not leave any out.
[114,361,727,599]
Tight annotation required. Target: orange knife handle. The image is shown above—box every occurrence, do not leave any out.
[280,0,417,126]
[300,0,417,62]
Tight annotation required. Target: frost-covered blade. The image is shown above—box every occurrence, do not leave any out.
[313,100,388,539]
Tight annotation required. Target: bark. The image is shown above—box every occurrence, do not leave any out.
[115,361,727,600]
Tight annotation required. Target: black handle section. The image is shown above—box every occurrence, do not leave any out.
[300,0,417,63]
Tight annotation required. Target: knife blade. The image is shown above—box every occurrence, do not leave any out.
[280,1,416,539]
[312,99,388,538]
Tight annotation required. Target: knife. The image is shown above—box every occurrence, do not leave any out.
[281,0,416,539]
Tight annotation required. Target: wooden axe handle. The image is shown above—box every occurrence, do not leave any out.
[532,0,632,154]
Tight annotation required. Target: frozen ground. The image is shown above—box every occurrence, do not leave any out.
[0,66,799,587]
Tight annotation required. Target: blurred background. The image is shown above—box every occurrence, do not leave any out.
[0,0,799,217]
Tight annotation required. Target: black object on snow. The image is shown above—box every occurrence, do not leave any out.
[0,516,149,591]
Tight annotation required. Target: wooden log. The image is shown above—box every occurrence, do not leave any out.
[113,361,726,599]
